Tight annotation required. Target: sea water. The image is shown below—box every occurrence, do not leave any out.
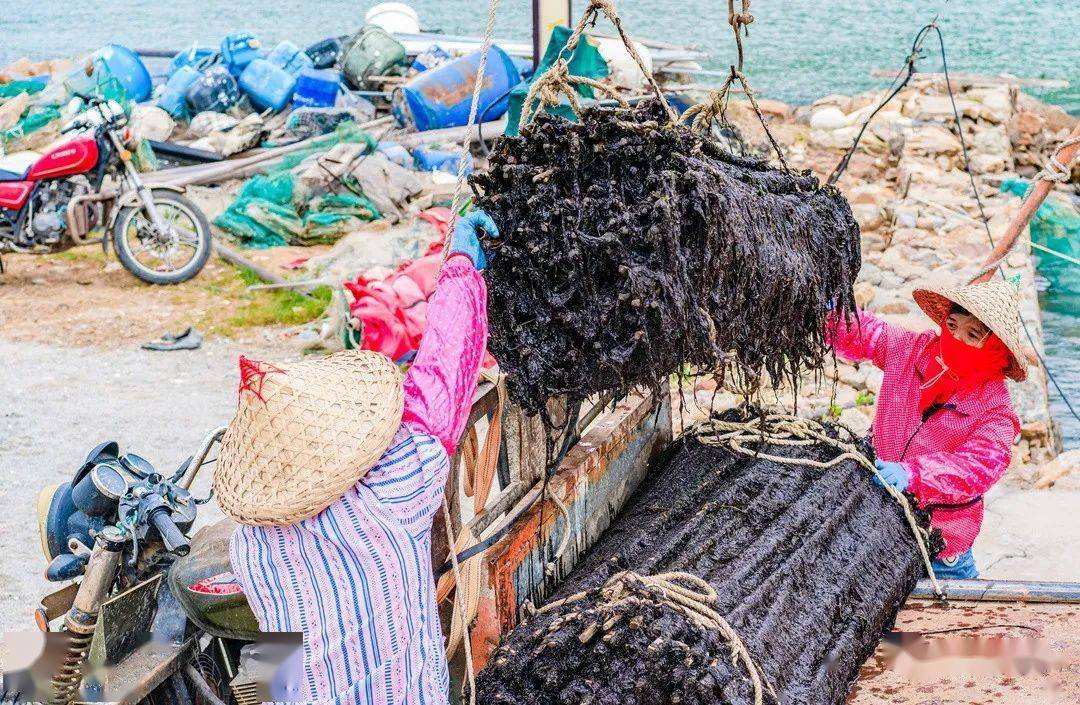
[3,0,1077,443]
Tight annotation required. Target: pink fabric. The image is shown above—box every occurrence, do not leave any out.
[402,254,489,456]
[827,310,1020,558]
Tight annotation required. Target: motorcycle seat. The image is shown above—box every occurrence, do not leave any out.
[0,167,29,182]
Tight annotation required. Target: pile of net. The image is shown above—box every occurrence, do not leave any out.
[476,413,939,705]
[471,100,862,413]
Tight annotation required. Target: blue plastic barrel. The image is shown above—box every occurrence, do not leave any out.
[394,45,522,131]
[267,41,314,76]
[221,32,261,76]
[185,65,242,114]
[89,44,153,102]
[168,46,213,78]
[158,65,202,118]
[292,68,340,108]
[239,59,296,112]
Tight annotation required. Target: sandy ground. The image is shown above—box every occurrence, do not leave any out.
[0,336,301,633]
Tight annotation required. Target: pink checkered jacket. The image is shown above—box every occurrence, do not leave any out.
[828,310,1020,558]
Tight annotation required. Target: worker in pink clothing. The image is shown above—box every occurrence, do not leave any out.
[219,210,498,705]
[828,277,1029,580]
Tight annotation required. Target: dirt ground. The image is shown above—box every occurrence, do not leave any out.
[1,251,1078,635]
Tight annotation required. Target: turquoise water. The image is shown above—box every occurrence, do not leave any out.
[3,0,1077,444]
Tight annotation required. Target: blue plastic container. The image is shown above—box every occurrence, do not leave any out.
[267,41,314,76]
[168,46,213,77]
[292,68,340,108]
[394,45,522,131]
[221,32,261,76]
[158,65,202,118]
[239,59,296,112]
[412,146,471,174]
[185,65,242,114]
[87,44,153,102]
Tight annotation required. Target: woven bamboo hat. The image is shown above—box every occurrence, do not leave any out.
[911,276,1028,382]
[214,351,404,526]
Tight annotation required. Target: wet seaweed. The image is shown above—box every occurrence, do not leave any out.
[471,100,862,413]
[477,414,933,705]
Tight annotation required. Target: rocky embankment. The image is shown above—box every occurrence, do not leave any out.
[692,77,1077,479]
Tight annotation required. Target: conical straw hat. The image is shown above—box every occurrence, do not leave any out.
[911,276,1028,382]
[214,350,404,526]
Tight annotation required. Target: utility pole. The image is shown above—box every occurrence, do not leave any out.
[533,0,572,65]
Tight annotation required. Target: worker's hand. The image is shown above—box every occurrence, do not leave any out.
[873,459,909,493]
[449,209,500,270]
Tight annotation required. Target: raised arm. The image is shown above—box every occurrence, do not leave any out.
[826,308,898,369]
[401,211,497,455]
[401,254,488,455]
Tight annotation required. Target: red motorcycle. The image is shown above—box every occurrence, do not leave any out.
[0,95,212,284]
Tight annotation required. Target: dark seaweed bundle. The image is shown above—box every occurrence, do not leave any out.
[477,417,934,705]
[471,100,861,413]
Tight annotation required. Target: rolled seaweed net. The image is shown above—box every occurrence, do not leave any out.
[471,100,862,413]
[477,414,939,705]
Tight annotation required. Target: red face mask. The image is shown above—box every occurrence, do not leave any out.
[919,326,1011,412]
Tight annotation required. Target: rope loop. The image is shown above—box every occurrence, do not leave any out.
[1035,135,1080,184]
[539,569,775,705]
[681,67,791,173]
[519,59,630,132]
[522,0,676,132]
[692,413,944,598]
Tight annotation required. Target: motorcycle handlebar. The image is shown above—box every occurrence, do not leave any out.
[149,508,191,557]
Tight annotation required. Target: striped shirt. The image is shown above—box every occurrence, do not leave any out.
[230,256,487,704]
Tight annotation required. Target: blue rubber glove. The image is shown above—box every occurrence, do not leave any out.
[449,209,499,270]
[873,459,910,493]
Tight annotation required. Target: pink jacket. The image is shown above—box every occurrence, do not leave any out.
[828,310,1020,558]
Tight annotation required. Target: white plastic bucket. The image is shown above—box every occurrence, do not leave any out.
[365,3,421,35]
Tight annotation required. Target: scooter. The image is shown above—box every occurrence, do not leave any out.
[33,429,275,705]
[0,94,212,285]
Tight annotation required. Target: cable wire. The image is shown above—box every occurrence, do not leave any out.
[932,25,1080,425]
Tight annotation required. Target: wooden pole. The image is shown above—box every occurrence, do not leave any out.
[971,121,1080,284]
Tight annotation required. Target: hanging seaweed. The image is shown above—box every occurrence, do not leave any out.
[476,413,939,705]
[471,100,861,413]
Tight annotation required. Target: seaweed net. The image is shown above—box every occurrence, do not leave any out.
[477,413,940,705]
[471,100,862,413]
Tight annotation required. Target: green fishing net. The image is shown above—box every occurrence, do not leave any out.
[214,123,381,248]
[1001,178,1080,291]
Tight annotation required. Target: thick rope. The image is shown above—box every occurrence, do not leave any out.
[692,414,944,597]
[441,498,477,705]
[445,0,502,255]
[538,570,775,705]
[521,0,676,131]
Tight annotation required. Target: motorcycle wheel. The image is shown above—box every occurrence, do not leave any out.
[112,190,212,285]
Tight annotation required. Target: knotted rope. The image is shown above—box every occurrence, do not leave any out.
[539,570,775,705]
[520,0,678,132]
[1034,135,1080,184]
[680,0,790,172]
[692,414,943,598]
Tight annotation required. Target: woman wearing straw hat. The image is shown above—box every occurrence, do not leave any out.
[828,276,1028,580]
[214,211,498,704]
